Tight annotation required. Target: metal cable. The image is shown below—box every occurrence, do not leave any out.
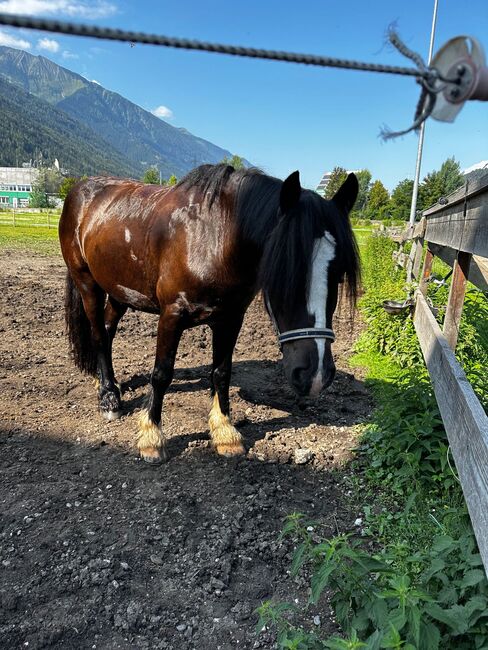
[0,13,432,79]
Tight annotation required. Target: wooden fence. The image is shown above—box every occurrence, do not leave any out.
[391,173,488,576]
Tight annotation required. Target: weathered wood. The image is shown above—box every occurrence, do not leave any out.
[413,217,426,239]
[420,248,434,295]
[443,252,472,349]
[428,243,488,293]
[412,237,425,281]
[423,173,488,218]
[414,291,488,577]
[424,175,488,257]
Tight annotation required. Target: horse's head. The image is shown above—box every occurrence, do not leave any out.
[262,170,359,398]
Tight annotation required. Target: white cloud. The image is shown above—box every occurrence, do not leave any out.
[37,37,60,53]
[0,1,117,19]
[62,50,78,59]
[151,105,174,120]
[0,29,31,49]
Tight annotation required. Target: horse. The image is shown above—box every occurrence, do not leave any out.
[59,164,359,464]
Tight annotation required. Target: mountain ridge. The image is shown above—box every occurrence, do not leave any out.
[0,46,239,178]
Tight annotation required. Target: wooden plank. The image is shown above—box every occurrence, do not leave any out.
[413,217,426,239]
[443,252,472,349]
[420,248,434,295]
[412,237,424,281]
[428,243,488,293]
[424,177,488,257]
[423,173,488,218]
[406,240,417,282]
[414,291,488,577]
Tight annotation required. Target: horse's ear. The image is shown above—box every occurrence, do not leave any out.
[332,173,358,215]
[280,171,301,212]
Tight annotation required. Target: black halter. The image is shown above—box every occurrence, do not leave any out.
[264,294,335,348]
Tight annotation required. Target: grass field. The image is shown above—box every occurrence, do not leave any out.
[0,211,61,228]
[0,225,61,255]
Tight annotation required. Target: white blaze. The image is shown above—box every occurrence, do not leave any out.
[308,233,336,396]
[124,228,131,243]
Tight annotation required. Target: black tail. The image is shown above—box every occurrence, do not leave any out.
[65,271,98,376]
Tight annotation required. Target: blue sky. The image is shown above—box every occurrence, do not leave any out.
[0,0,487,189]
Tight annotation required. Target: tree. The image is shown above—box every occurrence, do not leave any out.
[325,166,348,199]
[167,174,178,186]
[418,157,463,210]
[366,180,390,220]
[142,167,160,184]
[221,154,245,170]
[59,176,81,200]
[30,167,62,208]
[352,169,372,216]
[390,178,414,221]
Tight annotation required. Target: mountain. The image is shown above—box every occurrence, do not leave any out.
[0,77,142,178]
[0,46,237,179]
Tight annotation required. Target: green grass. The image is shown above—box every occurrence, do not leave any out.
[353,226,373,255]
[0,211,61,228]
[0,224,61,255]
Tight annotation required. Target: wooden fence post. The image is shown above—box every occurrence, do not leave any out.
[443,251,472,350]
[420,248,434,296]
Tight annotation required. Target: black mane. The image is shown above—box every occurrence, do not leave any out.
[176,164,360,310]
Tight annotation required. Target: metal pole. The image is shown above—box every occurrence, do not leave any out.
[408,0,439,227]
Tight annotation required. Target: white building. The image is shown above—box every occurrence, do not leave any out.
[0,167,39,208]
[315,169,358,197]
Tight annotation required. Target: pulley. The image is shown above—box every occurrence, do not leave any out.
[431,36,488,122]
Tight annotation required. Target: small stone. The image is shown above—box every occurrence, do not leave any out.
[294,448,313,464]
[120,562,129,570]
[150,554,163,566]
[354,518,363,526]
[176,624,186,632]
[313,615,321,626]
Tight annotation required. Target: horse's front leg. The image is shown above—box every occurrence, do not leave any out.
[138,309,182,464]
[209,315,245,457]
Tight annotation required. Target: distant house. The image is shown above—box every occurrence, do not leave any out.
[0,167,39,208]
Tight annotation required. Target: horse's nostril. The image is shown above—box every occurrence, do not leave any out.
[291,366,310,388]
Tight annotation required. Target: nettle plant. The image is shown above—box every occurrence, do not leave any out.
[258,515,488,650]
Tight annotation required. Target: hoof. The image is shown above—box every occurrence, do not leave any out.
[102,410,122,421]
[214,442,246,457]
[139,447,167,465]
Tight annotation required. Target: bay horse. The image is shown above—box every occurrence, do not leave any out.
[59,164,359,464]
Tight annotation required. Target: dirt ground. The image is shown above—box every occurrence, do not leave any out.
[0,251,372,649]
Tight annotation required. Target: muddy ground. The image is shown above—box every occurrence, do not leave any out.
[0,251,372,649]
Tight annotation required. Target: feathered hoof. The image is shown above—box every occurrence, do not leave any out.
[214,442,246,457]
[139,447,167,465]
[99,390,121,416]
[102,409,122,421]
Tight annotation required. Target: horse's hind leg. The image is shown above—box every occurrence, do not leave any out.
[208,316,245,457]
[72,269,122,419]
[103,297,127,390]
